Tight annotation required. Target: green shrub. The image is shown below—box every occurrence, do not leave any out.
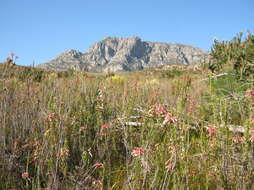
[209,32,254,81]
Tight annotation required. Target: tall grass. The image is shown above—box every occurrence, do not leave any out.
[0,58,253,189]
[0,32,254,190]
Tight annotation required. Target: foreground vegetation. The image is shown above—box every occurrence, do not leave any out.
[0,33,254,189]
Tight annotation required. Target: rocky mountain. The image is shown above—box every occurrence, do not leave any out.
[38,36,208,72]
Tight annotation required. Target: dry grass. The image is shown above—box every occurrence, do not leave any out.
[0,63,254,189]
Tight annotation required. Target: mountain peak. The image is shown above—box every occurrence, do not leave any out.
[103,36,141,40]
[60,49,82,58]
[38,37,208,72]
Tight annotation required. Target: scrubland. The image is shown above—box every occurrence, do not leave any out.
[1,33,254,189]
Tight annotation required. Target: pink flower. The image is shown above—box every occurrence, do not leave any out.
[246,90,254,98]
[249,136,254,142]
[92,179,103,188]
[59,148,69,159]
[31,157,37,163]
[232,136,246,143]
[206,127,218,138]
[101,124,110,129]
[163,113,177,124]
[46,113,56,121]
[80,125,88,130]
[131,147,145,157]
[21,172,29,179]
[94,162,104,168]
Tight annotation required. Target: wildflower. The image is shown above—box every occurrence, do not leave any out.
[249,136,254,142]
[206,127,218,138]
[163,113,177,124]
[101,124,110,129]
[21,172,29,179]
[59,147,69,159]
[93,179,102,185]
[246,90,254,98]
[46,113,56,121]
[131,147,145,157]
[232,136,246,143]
[92,180,103,189]
[94,162,104,168]
[80,125,88,130]
[31,157,37,163]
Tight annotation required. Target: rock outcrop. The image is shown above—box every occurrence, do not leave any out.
[38,36,208,72]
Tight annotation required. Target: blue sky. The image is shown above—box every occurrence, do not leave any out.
[1,0,253,66]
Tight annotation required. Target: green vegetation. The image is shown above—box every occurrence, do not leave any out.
[209,32,254,81]
[0,32,254,189]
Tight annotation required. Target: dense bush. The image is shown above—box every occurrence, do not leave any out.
[209,32,254,81]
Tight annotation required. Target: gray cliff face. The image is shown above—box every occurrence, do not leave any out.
[38,37,208,72]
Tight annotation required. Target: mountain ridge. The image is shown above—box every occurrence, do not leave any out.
[38,36,209,72]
